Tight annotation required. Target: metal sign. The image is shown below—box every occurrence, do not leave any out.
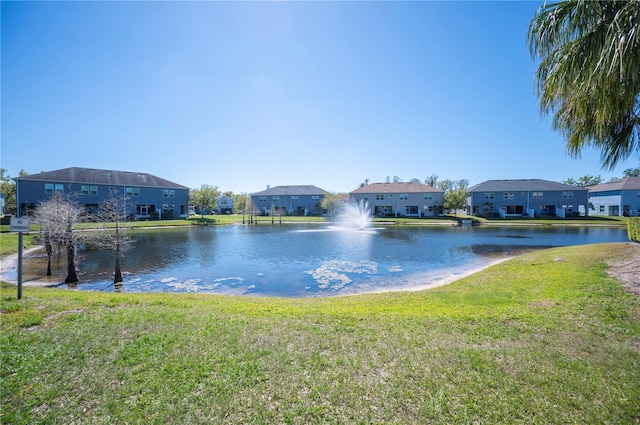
[10,217,30,233]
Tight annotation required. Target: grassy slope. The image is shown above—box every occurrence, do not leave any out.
[1,243,639,424]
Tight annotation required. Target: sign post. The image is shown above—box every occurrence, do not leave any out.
[10,218,30,300]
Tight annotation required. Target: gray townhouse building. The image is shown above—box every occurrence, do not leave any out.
[15,167,190,219]
[251,185,328,216]
[216,194,235,214]
[588,177,640,216]
[467,179,589,218]
[349,182,445,217]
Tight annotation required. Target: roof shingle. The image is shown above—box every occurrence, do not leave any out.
[468,179,585,192]
[350,182,443,194]
[252,185,328,196]
[588,177,640,192]
[14,167,189,189]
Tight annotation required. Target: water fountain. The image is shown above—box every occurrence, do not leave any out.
[342,199,373,230]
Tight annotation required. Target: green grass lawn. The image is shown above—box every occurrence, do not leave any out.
[0,232,38,256]
[1,243,639,424]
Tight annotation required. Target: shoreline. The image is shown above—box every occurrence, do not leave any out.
[337,255,515,297]
[4,244,637,298]
[0,246,516,294]
[0,246,63,288]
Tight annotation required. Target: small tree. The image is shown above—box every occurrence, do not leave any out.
[320,192,344,217]
[1,168,28,216]
[32,193,65,276]
[33,193,86,286]
[234,193,250,214]
[444,180,469,216]
[92,193,135,291]
[190,184,220,217]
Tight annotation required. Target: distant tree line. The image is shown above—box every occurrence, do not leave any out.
[564,168,640,187]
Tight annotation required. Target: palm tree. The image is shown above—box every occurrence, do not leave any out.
[528,0,640,169]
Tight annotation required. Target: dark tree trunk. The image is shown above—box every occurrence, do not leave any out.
[113,257,123,292]
[114,256,123,283]
[44,231,53,276]
[64,243,79,285]
[45,242,52,276]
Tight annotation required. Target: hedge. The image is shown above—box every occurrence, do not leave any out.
[628,217,640,242]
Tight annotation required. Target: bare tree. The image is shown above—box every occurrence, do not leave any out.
[425,174,439,188]
[91,193,135,291]
[32,193,86,286]
[32,194,64,276]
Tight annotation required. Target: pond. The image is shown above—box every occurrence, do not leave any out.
[12,224,629,297]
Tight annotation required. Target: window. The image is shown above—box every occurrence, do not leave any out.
[80,185,98,195]
[126,187,140,197]
[503,192,514,200]
[424,194,433,200]
[483,193,494,200]
[562,191,574,199]
[376,194,384,200]
[163,189,175,198]
[532,192,543,199]
[406,206,418,214]
[399,193,408,200]
[45,183,64,194]
[311,195,320,201]
[259,196,267,202]
[599,205,605,213]
[272,196,280,202]
[291,196,299,201]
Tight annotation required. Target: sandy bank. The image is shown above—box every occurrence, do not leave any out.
[1,247,64,287]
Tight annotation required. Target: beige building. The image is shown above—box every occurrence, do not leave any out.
[349,182,445,217]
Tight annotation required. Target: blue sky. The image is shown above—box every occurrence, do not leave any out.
[2,1,637,194]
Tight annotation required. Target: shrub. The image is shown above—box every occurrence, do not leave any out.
[628,217,640,242]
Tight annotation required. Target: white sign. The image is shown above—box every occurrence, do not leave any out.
[10,218,30,233]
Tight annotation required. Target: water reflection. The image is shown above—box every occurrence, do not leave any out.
[7,224,629,297]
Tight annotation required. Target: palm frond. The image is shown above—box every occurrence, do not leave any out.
[528,0,640,168]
